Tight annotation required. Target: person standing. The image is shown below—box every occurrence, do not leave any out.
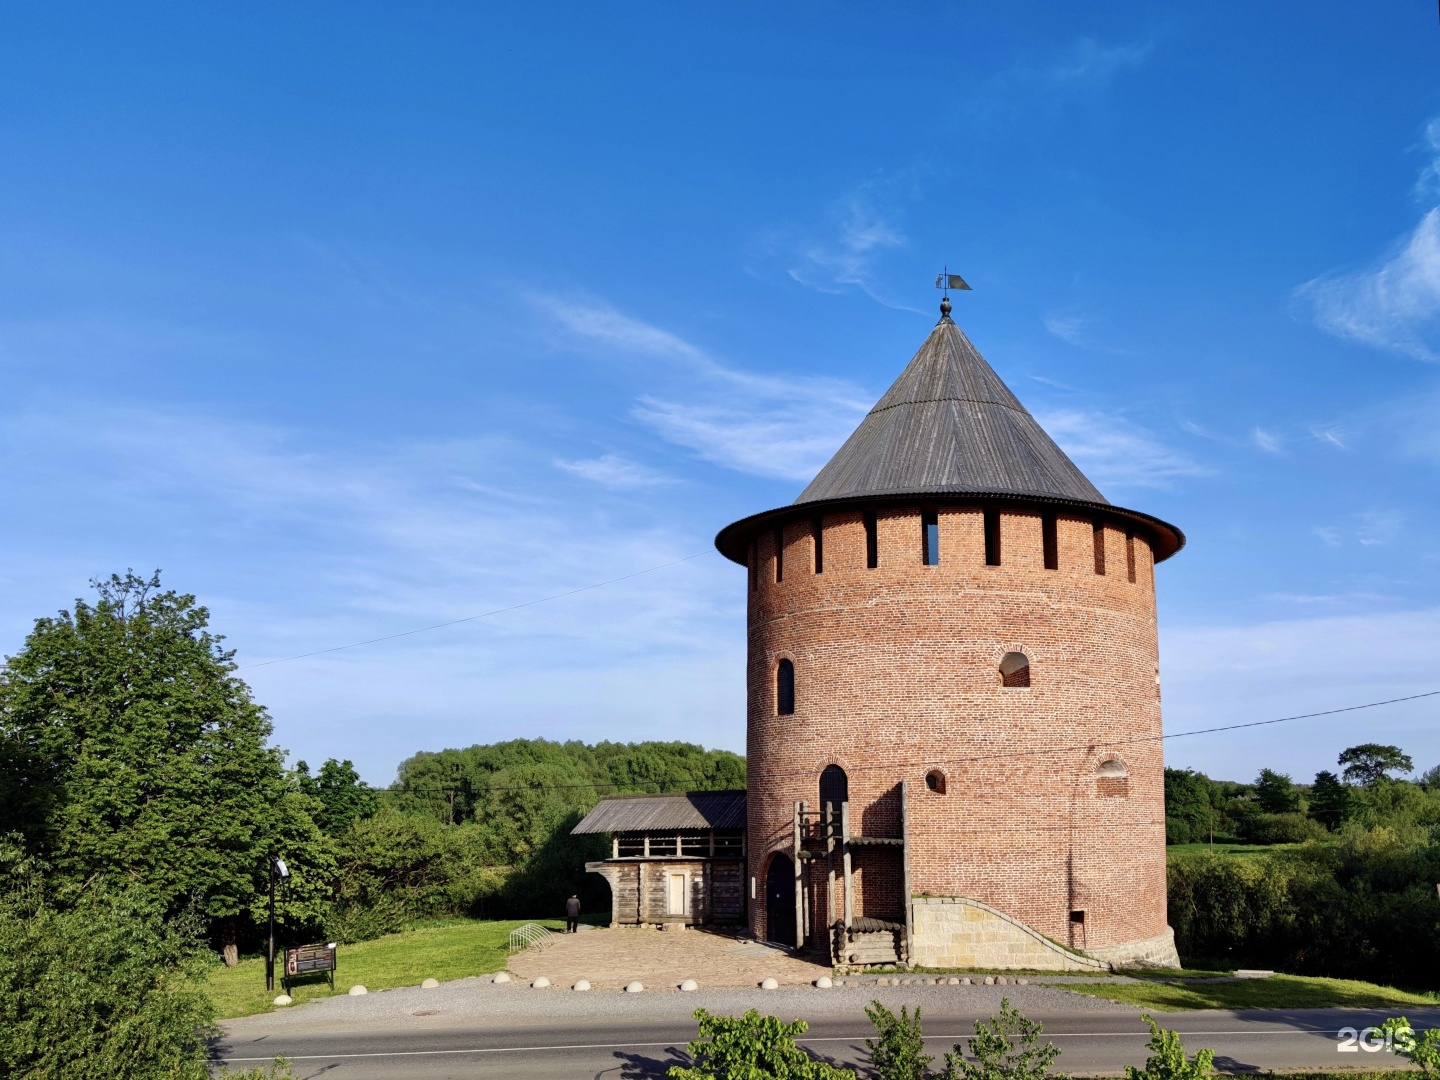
[565,894,581,933]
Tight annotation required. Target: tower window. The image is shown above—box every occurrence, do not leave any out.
[749,541,757,592]
[922,511,939,566]
[1042,513,1058,571]
[925,769,947,794]
[999,651,1030,688]
[1092,520,1106,576]
[984,511,1001,566]
[1125,530,1136,584]
[776,659,795,715]
[812,518,824,574]
[1096,757,1129,798]
[819,764,848,817]
[774,528,784,583]
[864,513,878,569]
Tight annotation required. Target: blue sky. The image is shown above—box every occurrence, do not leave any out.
[2,3,1439,785]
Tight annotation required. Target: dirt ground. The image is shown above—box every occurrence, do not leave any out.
[505,926,830,991]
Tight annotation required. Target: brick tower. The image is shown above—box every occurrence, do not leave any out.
[715,298,1184,970]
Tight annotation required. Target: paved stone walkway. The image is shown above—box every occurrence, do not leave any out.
[506,927,830,991]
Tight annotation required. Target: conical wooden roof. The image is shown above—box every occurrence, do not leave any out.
[796,314,1106,506]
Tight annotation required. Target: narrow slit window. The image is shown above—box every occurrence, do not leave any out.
[984,510,1001,566]
[812,518,824,574]
[748,541,757,592]
[922,511,939,566]
[1042,513,1058,571]
[925,769,947,794]
[1092,520,1106,576]
[774,527,784,583]
[1126,530,1136,583]
[776,659,795,715]
[864,513,878,569]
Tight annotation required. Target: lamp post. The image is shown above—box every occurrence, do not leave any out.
[265,856,290,993]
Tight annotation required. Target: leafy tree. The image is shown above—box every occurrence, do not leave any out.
[296,758,380,835]
[1163,769,1217,844]
[1253,769,1299,814]
[1123,1016,1213,1080]
[668,1008,855,1079]
[1380,1017,1440,1076]
[0,845,294,1080]
[1417,765,1440,791]
[865,1001,933,1080]
[1338,744,1413,787]
[943,999,1068,1080]
[1307,771,1350,830]
[0,571,335,960]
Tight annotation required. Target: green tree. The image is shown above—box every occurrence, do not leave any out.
[1338,744,1413,787]
[1253,769,1299,814]
[0,571,335,960]
[668,1008,855,1079]
[943,999,1068,1080]
[296,758,380,835]
[1163,768,1218,844]
[1307,770,1350,830]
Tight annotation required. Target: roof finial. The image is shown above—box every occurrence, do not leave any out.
[934,267,971,321]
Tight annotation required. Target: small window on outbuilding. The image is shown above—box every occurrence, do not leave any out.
[999,651,1030,688]
[776,659,795,715]
[925,769,947,794]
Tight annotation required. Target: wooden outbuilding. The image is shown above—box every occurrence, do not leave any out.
[573,791,747,928]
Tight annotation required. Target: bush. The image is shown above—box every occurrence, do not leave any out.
[1124,1016,1213,1080]
[866,1001,932,1080]
[668,1008,856,1080]
[1240,812,1327,845]
[942,998,1068,1080]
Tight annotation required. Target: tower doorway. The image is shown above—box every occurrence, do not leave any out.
[765,853,795,946]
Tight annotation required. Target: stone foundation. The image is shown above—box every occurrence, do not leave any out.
[909,897,1109,971]
[1082,926,1180,969]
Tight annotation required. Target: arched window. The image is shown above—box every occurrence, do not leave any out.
[776,659,795,715]
[819,765,848,820]
[999,651,1030,688]
[925,769,947,794]
[1096,757,1129,798]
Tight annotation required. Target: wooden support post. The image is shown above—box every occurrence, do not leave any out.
[901,780,913,965]
[841,801,853,940]
[792,801,804,949]
[825,802,836,963]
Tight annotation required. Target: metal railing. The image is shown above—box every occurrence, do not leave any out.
[507,923,554,953]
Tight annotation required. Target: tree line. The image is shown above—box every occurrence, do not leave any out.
[0,571,743,967]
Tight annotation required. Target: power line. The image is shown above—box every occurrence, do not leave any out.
[375,689,1440,794]
[240,552,709,670]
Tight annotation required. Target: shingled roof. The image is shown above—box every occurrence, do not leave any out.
[715,307,1184,563]
[570,790,747,834]
[796,315,1106,506]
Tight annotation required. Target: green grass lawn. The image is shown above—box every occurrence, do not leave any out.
[1066,973,1439,1011]
[204,917,568,1019]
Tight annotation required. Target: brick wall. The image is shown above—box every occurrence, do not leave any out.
[744,504,1168,954]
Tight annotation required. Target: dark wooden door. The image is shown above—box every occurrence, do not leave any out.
[765,853,795,946]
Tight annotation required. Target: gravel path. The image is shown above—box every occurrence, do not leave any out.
[225,973,1138,1033]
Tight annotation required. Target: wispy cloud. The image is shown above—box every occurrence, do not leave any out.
[545,297,872,482]
[1043,313,1091,347]
[753,181,922,312]
[1034,37,1153,87]
[1299,117,1440,361]
[1312,509,1403,548]
[1036,409,1208,491]
[554,453,674,489]
[1252,427,1282,453]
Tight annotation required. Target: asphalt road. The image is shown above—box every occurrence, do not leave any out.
[215,1002,1437,1078]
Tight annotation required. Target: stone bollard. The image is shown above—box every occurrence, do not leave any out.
[421,978,439,989]
[493,973,511,984]
[573,979,592,991]
[815,976,833,989]
[679,979,698,992]
[760,977,779,990]
[348,985,368,996]
[531,977,551,989]
[624,981,644,993]
[272,994,292,1006]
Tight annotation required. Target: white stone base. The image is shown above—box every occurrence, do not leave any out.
[1082,926,1181,969]
[909,897,1180,971]
[909,897,1108,971]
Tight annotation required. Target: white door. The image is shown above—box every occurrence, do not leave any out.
[666,873,686,916]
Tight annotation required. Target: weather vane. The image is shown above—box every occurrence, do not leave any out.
[935,266,970,316]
